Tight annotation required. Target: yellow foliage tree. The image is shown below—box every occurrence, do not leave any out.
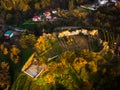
[34,35,56,54]
[1,0,30,11]
[10,45,20,63]
[3,48,8,55]
[14,56,19,64]
[88,61,97,73]
[20,34,36,48]
[1,62,9,70]
[35,2,41,10]
[73,57,87,73]
[10,45,20,56]
[40,0,51,8]
[0,44,4,51]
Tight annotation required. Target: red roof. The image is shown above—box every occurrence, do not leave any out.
[44,12,51,16]
[33,16,40,18]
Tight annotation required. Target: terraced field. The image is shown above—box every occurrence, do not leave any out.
[57,35,89,51]
[40,34,94,62]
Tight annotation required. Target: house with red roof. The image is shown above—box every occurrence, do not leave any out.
[32,16,41,21]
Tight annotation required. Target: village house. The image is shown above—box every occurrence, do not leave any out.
[43,11,52,21]
[32,15,41,21]
[52,10,57,14]
[4,30,14,39]
[98,0,108,5]
[97,0,118,6]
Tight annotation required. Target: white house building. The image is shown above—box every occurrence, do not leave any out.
[98,0,109,6]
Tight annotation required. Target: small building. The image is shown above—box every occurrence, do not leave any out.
[114,39,120,56]
[109,0,119,5]
[22,53,46,78]
[43,11,51,17]
[46,15,52,21]
[32,16,41,21]
[98,0,109,6]
[14,27,24,32]
[4,30,14,39]
[43,11,53,21]
[52,10,57,14]
[110,0,118,3]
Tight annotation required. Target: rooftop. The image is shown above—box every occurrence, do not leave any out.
[4,30,13,35]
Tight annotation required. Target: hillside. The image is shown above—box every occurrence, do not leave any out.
[0,1,120,90]
[11,31,120,90]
